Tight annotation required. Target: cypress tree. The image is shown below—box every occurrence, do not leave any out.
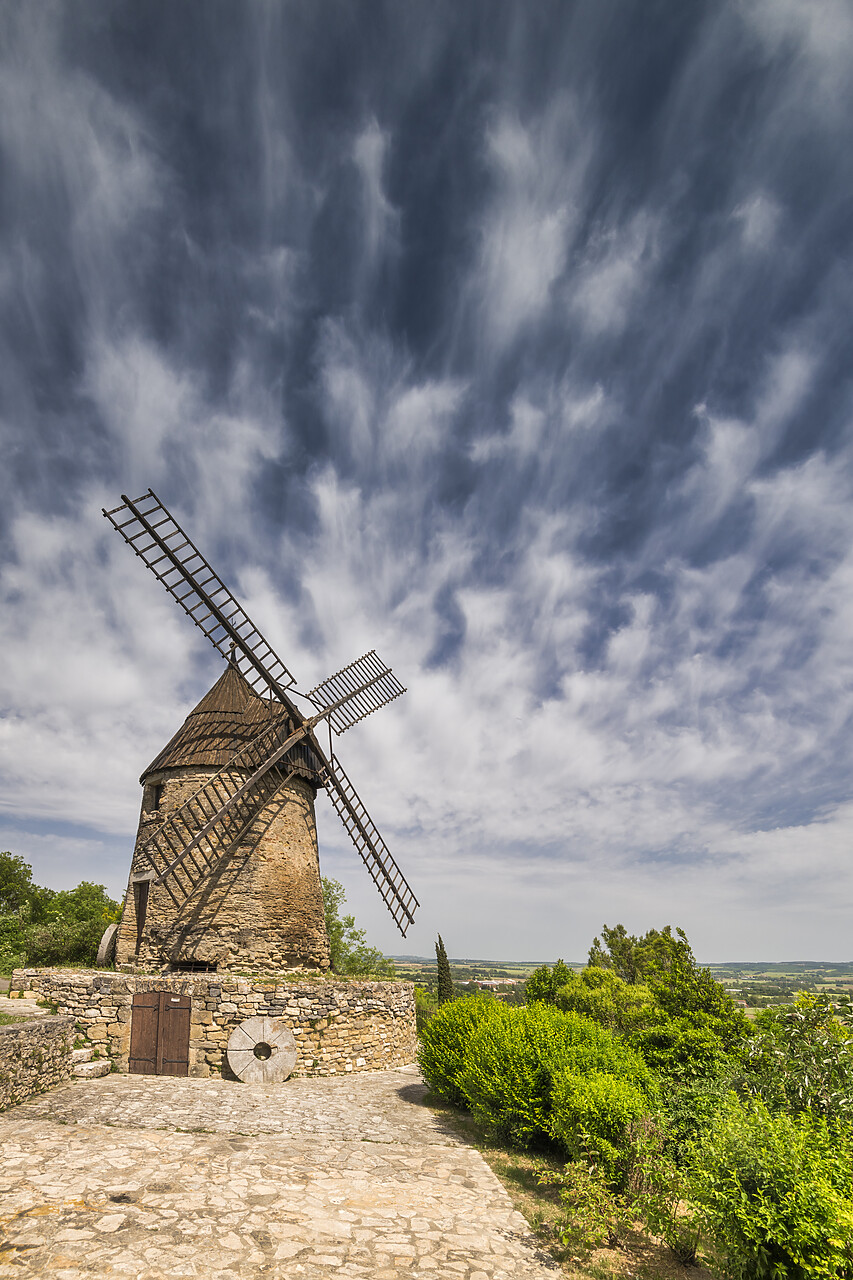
[435,934,454,1004]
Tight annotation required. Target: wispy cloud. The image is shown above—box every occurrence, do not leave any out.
[2,0,853,960]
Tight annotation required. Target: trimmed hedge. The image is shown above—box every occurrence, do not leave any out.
[417,994,502,1107]
[449,1002,654,1150]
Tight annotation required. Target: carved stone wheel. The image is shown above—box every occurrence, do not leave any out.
[226,1015,298,1083]
[96,923,119,967]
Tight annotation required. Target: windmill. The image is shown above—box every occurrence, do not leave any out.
[103,490,418,973]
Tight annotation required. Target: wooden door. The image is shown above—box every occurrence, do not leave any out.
[129,992,191,1076]
[128,991,159,1074]
[158,994,191,1076]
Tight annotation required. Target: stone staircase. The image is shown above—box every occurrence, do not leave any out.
[71,1046,111,1079]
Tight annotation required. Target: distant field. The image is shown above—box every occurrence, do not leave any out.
[391,956,853,1009]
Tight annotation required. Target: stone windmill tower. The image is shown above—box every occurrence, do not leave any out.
[105,491,418,974]
[115,661,329,971]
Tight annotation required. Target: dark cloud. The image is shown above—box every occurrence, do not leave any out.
[2,0,853,958]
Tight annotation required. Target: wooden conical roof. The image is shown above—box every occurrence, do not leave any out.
[141,664,287,781]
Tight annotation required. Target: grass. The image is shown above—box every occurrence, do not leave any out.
[424,1094,716,1279]
[0,1010,37,1025]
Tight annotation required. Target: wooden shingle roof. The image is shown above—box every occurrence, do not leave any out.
[141,664,320,785]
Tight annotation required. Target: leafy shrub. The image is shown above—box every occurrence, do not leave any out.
[524,959,573,1005]
[689,1094,853,1280]
[657,1076,732,1165]
[630,1013,738,1085]
[550,1070,652,1181]
[741,993,853,1124]
[417,994,501,1107]
[626,1116,700,1263]
[537,1160,632,1258]
[0,874,121,970]
[23,917,108,967]
[555,967,655,1036]
[458,1003,654,1147]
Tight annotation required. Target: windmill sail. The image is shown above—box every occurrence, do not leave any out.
[105,490,419,936]
[103,491,296,702]
[321,756,418,935]
[141,663,418,932]
[307,650,405,735]
[136,715,311,903]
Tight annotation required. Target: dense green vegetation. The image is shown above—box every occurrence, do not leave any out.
[418,922,853,1276]
[0,851,120,973]
[320,877,396,977]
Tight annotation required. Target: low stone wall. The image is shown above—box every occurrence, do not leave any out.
[0,1015,74,1111]
[11,970,416,1079]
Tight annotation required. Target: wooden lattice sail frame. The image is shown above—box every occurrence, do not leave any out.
[105,490,418,970]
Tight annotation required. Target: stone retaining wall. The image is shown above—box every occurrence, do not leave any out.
[0,1015,74,1111]
[12,970,416,1079]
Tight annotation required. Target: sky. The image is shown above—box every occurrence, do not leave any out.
[2,1,853,962]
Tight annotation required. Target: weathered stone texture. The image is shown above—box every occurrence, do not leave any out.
[0,1015,74,1111]
[114,768,331,972]
[12,970,416,1078]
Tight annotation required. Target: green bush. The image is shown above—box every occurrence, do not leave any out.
[555,967,655,1036]
[23,917,108,967]
[457,1003,654,1148]
[550,1070,652,1181]
[626,1117,700,1263]
[414,985,438,1032]
[689,1094,853,1280]
[524,959,573,1005]
[417,995,501,1107]
[537,1160,631,1257]
[742,993,853,1124]
[630,1013,737,1085]
[658,1076,732,1165]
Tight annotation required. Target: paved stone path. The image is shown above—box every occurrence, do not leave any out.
[0,1066,558,1278]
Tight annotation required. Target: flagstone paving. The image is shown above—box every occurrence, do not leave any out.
[0,1065,559,1278]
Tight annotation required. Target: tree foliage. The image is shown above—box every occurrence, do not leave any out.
[555,966,655,1036]
[320,877,395,977]
[741,993,853,1124]
[0,853,120,973]
[524,958,572,1005]
[415,919,853,1272]
[689,1095,853,1280]
[0,851,37,916]
[435,934,454,1003]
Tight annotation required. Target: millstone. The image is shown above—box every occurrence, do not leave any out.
[226,1015,297,1083]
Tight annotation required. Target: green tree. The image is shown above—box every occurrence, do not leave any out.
[320,877,395,977]
[0,853,120,972]
[589,923,702,986]
[524,958,572,1005]
[436,934,454,1003]
[555,966,655,1036]
[742,993,853,1123]
[0,851,37,915]
[588,923,746,1033]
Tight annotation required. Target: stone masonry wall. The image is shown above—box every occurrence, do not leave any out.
[12,970,416,1079]
[115,768,331,973]
[0,1015,74,1111]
